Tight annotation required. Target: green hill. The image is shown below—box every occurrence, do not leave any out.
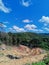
[0,32,49,50]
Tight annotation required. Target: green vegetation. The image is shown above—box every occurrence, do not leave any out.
[0,32,49,65]
[25,61,46,65]
[0,53,4,57]
[25,57,49,65]
[32,61,46,65]
[25,53,49,65]
[0,32,49,50]
[43,54,49,65]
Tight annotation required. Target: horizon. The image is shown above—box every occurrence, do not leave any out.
[0,0,49,33]
[0,31,49,34]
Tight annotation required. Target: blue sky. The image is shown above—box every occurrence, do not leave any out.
[0,0,49,33]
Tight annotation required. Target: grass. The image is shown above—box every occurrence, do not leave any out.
[0,53,4,57]
[25,61,46,65]
[32,61,46,65]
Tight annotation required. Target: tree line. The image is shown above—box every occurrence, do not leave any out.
[0,32,49,50]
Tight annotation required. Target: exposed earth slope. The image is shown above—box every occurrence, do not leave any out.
[0,44,47,65]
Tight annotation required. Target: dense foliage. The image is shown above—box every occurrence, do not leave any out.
[32,61,46,65]
[25,61,46,65]
[43,54,49,65]
[0,32,49,50]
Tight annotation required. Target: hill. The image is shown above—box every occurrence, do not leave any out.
[0,32,49,49]
[0,32,49,65]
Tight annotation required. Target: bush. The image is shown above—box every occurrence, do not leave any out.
[32,61,46,65]
[25,61,46,65]
[43,54,49,65]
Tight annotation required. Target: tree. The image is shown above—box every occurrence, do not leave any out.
[29,38,41,48]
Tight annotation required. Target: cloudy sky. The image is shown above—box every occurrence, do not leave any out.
[0,0,49,33]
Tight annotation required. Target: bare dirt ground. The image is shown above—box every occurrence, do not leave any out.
[0,44,47,65]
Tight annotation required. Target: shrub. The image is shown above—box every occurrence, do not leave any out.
[43,54,49,65]
[32,61,46,65]
[25,61,46,65]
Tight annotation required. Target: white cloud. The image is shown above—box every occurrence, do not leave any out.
[44,27,49,31]
[9,28,15,32]
[0,23,7,28]
[2,24,7,27]
[13,25,25,32]
[44,23,48,26]
[9,28,12,30]
[21,0,32,7]
[22,19,32,23]
[24,24,43,33]
[9,25,44,33]
[25,24,37,30]
[32,29,43,32]
[39,16,49,23]
[0,0,11,13]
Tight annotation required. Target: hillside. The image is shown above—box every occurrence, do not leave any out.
[0,32,49,49]
[0,32,49,65]
[0,44,47,65]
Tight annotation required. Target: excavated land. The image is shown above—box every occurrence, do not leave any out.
[0,44,47,65]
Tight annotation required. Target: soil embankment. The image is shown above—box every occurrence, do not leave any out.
[0,44,47,65]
